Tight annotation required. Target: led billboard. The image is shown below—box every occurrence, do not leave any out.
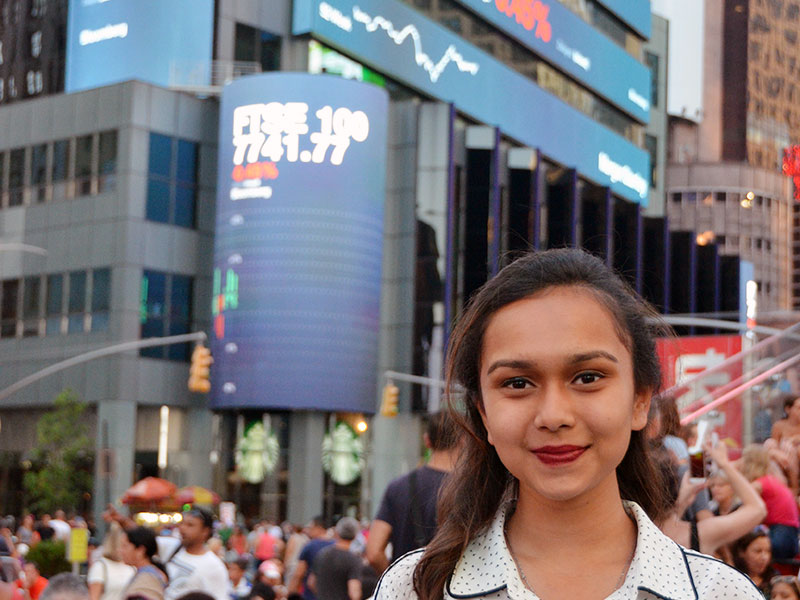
[293,0,650,204]
[65,0,213,93]
[211,73,388,412]
[452,0,650,122]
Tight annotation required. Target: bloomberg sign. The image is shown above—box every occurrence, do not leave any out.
[294,0,649,204]
[65,0,213,93]
[453,0,651,122]
[211,74,388,412]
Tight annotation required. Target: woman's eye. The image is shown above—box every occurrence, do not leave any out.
[502,377,529,389]
[575,372,602,385]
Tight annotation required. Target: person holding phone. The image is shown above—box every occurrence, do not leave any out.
[372,248,763,600]
[659,440,766,555]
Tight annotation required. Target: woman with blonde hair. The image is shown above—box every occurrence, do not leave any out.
[740,443,800,559]
[88,522,136,600]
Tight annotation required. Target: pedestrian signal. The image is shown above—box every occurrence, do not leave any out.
[380,382,399,417]
[188,343,213,393]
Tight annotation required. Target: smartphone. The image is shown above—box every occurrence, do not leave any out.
[689,452,706,481]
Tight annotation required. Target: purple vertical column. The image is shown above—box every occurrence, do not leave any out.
[663,216,671,313]
[531,150,542,250]
[570,169,580,247]
[489,128,502,276]
[635,207,644,295]
[604,188,614,267]
[444,103,457,351]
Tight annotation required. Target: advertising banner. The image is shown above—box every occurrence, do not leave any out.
[657,335,743,448]
[451,0,651,122]
[293,0,650,205]
[211,73,388,412]
[66,0,213,93]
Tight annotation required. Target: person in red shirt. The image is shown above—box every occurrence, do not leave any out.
[740,444,800,559]
[16,562,48,600]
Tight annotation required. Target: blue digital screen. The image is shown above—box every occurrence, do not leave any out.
[293,0,649,204]
[451,0,650,122]
[210,74,388,412]
[65,0,213,93]
[594,0,652,39]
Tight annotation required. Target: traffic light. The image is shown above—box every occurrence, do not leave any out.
[380,382,399,417]
[188,343,213,393]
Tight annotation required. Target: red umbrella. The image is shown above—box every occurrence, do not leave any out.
[174,485,221,506]
[121,477,177,504]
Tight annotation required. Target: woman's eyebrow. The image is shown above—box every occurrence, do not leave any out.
[486,359,534,375]
[486,351,618,375]
[569,350,618,364]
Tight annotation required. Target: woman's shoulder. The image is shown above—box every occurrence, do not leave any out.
[683,550,764,598]
[371,548,424,600]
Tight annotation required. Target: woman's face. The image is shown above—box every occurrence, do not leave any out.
[709,477,734,506]
[740,536,772,577]
[772,582,800,600]
[119,534,138,566]
[478,286,650,506]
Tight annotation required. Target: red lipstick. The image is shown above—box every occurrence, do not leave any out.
[532,445,587,465]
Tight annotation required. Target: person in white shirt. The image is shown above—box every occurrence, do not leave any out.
[87,522,136,600]
[48,511,71,543]
[162,507,229,600]
[373,248,763,600]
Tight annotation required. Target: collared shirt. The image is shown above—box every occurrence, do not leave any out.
[371,501,763,599]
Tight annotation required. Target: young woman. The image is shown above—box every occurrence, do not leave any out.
[373,248,763,600]
[119,527,168,600]
[658,440,766,556]
[88,522,137,600]
[739,444,800,559]
[732,528,777,598]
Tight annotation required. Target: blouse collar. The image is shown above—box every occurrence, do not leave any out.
[446,500,699,600]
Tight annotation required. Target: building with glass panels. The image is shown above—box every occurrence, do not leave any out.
[0,0,681,525]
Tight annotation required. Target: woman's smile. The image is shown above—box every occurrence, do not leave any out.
[531,445,589,466]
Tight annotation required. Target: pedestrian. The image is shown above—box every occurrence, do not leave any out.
[16,562,47,600]
[732,527,777,597]
[658,440,766,555]
[161,507,228,600]
[372,248,763,599]
[771,575,800,600]
[365,412,460,574]
[88,522,136,600]
[227,557,252,600]
[739,443,800,559]
[286,517,332,600]
[308,518,362,600]
[39,573,89,600]
[120,526,168,600]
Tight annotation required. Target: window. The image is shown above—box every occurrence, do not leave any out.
[140,270,193,360]
[30,143,47,202]
[1,280,19,337]
[645,134,658,188]
[67,270,86,333]
[671,192,681,203]
[146,133,199,228]
[46,273,63,334]
[98,131,117,193]
[91,268,111,332]
[74,134,93,196]
[645,51,659,109]
[22,276,40,337]
[8,147,25,206]
[715,191,726,202]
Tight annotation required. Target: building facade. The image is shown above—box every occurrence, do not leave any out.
[0,0,669,525]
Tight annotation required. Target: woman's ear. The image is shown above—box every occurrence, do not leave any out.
[631,390,651,432]
[476,397,494,446]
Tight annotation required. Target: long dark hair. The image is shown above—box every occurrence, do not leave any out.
[413,248,671,600]
[125,526,168,579]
